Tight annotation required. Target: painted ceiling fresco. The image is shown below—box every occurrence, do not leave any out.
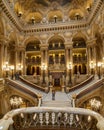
[34,0,72,7]
[17,0,72,8]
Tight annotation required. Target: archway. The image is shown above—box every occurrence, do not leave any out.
[48,35,65,90]
[72,34,87,75]
[25,38,41,76]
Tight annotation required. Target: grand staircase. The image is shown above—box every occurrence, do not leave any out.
[13,76,100,108]
[41,92,71,107]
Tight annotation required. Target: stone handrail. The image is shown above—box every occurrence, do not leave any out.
[76,79,104,100]
[0,107,104,130]
[68,75,94,92]
[19,76,48,93]
[5,78,42,106]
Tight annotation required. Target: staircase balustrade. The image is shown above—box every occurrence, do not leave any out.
[19,76,48,93]
[76,79,104,100]
[68,75,94,92]
[0,107,104,130]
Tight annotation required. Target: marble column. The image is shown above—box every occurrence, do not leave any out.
[86,45,91,75]
[45,48,49,85]
[65,42,73,86]
[21,50,26,75]
[40,47,46,84]
[14,50,18,73]
[86,39,93,75]
[0,43,4,77]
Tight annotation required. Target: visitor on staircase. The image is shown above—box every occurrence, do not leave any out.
[52,89,56,100]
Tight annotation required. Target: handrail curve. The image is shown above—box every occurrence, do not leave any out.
[5,79,42,107]
[68,75,94,92]
[76,79,104,100]
[19,76,48,93]
[0,107,104,130]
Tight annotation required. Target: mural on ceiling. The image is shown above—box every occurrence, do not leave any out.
[18,0,72,8]
[35,0,72,7]
[16,0,73,12]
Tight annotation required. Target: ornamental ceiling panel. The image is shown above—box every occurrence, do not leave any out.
[13,0,94,23]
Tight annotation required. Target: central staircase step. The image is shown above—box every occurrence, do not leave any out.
[41,101,71,107]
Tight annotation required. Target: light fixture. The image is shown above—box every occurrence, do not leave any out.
[10,96,23,108]
[54,15,57,23]
[31,17,35,24]
[89,98,102,111]
[18,11,23,17]
[75,13,80,20]
[3,61,10,77]
[41,63,46,70]
[69,62,72,69]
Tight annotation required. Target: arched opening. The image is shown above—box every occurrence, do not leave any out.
[48,36,65,90]
[72,36,87,75]
[26,39,41,76]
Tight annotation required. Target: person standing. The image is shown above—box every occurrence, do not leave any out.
[52,89,55,100]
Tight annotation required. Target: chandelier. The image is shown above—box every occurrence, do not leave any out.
[89,98,102,111]
[10,96,23,108]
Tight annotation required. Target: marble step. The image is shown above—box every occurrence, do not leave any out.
[42,101,71,107]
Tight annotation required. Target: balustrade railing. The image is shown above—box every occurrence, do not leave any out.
[76,79,104,100]
[0,107,104,130]
[5,79,42,106]
[19,76,48,93]
[68,75,94,92]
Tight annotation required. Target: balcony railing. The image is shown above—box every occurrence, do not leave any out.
[0,107,104,130]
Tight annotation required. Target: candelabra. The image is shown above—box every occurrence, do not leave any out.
[10,96,23,109]
[89,98,102,111]
[3,61,9,77]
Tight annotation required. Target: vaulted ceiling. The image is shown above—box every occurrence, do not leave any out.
[13,0,93,24]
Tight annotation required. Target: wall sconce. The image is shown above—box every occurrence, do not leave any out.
[3,61,10,77]
[54,15,57,23]
[75,13,80,20]
[18,11,23,17]
[31,17,35,24]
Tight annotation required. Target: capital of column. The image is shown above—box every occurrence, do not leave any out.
[65,42,73,49]
[40,44,48,51]
[18,46,26,52]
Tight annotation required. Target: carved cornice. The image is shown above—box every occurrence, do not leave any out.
[0,0,103,34]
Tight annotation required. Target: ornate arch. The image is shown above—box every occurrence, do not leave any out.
[23,36,42,46]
